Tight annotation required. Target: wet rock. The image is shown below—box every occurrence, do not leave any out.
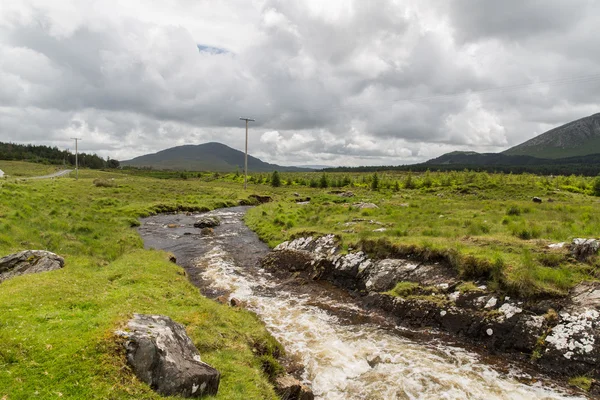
[261,249,315,274]
[194,216,220,229]
[570,238,599,261]
[168,253,177,263]
[116,314,220,397]
[265,235,600,379]
[366,354,382,368]
[200,227,214,236]
[532,197,543,203]
[0,250,64,283]
[167,223,178,228]
[230,297,244,307]
[274,375,314,400]
[362,259,416,292]
[570,282,600,309]
[249,194,272,204]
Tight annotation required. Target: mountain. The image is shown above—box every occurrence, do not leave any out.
[120,142,311,172]
[503,113,600,158]
[425,151,544,166]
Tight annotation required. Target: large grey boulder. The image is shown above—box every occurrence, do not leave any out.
[0,250,64,283]
[193,216,220,229]
[570,238,599,261]
[116,314,220,397]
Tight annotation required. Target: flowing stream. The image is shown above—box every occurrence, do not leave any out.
[138,207,584,400]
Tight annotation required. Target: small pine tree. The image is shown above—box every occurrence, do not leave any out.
[593,176,600,196]
[393,181,400,192]
[271,170,281,187]
[371,173,379,191]
[319,174,329,188]
[404,173,414,189]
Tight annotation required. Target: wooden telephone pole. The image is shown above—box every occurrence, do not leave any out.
[71,137,82,180]
[239,118,255,190]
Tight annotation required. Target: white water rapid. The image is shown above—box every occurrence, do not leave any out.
[140,208,585,400]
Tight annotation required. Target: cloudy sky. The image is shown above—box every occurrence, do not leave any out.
[1,1,599,166]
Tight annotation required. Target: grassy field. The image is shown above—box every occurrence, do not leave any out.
[1,162,600,398]
[244,170,600,297]
[0,168,282,399]
[0,160,64,178]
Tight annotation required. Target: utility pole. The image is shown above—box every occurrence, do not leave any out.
[71,138,82,180]
[239,117,255,190]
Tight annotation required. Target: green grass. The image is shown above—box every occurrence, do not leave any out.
[2,164,600,397]
[385,281,420,297]
[0,171,281,399]
[568,376,593,392]
[244,171,600,297]
[0,160,63,177]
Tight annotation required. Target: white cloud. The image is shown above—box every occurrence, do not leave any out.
[0,0,599,166]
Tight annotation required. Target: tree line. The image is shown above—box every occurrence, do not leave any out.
[0,142,119,169]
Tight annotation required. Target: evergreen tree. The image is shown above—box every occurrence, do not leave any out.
[319,173,329,188]
[271,170,281,187]
[593,176,600,196]
[371,173,379,191]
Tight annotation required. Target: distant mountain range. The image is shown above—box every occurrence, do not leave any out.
[423,113,600,170]
[503,113,600,158]
[120,142,313,172]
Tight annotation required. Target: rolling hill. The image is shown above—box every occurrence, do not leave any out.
[120,142,312,172]
[503,113,600,158]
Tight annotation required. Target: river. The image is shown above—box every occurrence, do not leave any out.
[138,207,584,400]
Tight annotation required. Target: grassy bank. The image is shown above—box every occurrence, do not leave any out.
[0,169,281,399]
[245,171,600,297]
[0,160,63,178]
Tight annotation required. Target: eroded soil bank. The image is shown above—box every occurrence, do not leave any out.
[138,207,587,399]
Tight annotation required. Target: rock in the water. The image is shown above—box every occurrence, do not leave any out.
[274,375,314,400]
[200,227,214,236]
[0,250,64,283]
[194,216,220,229]
[570,238,599,261]
[116,314,220,397]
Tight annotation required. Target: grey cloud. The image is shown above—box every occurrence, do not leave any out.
[0,0,599,166]
[447,0,591,43]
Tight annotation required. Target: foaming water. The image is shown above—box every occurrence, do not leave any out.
[140,208,584,400]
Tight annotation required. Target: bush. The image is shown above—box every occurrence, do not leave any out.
[506,205,521,216]
[93,178,117,188]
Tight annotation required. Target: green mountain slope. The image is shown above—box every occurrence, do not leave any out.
[503,113,600,158]
[120,142,311,172]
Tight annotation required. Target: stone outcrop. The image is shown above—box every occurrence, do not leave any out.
[274,375,314,400]
[262,235,600,381]
[570,238,599,261]
[116,314,220,397]
[249,194,273,204]
[193,216,220,229]
[0,250,64,283]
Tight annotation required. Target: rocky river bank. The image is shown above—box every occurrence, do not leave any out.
[138,208,590,399]
[262,234,600,394]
